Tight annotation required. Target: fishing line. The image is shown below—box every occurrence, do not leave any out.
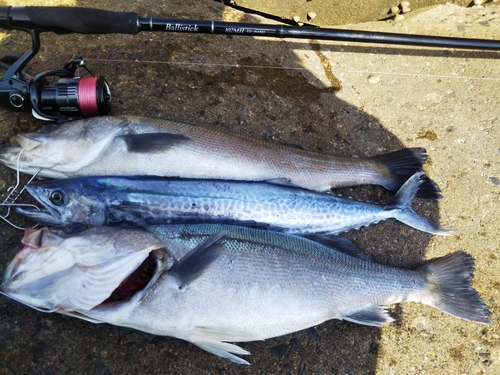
[87,58,500,82]
[78,76,101,117]
[0,149,41,231]
[340,69,500,82]
[0,5,498,121]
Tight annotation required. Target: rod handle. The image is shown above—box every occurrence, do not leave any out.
[0,6,138,34]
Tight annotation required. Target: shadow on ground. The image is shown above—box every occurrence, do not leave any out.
[0,1,441,374]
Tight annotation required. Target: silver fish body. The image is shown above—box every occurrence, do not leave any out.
[1,225,490,365]
[0,116,440,197]
[18,172,451,236]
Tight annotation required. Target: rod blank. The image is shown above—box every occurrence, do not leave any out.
[138,17,500,51]
[0,6,498,51]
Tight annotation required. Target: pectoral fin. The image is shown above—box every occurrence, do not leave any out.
[123,133,190,153]
[343,305,394,326]
[193,340,250,365]
[195,326,260,342]
[191,326,252,365]
[169,231,226,288]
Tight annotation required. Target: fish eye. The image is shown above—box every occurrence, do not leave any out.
[49,190,65,206]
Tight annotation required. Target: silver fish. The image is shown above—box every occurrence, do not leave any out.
[1,225,490,365]
[18,171,452,236]
[0,116,440,198]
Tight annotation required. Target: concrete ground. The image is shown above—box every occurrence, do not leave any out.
[231,0,473,26]
[0,1,498,374]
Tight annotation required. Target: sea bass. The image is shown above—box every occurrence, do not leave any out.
[18,172,452,236]
[0,116,440,198]
[1,225,489,365]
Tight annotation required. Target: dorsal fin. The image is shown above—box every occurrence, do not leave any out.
[302,234,370,261]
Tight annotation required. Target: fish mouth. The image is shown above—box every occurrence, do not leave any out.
[0,140,68,179]
[16,205,65,227]
[16,184,69,227]
[10,134,46,151]
[0,146,22,166]
[0,146,50,176]
[0,253,158,313]
[99,250,159,306]
[1,226,166,315]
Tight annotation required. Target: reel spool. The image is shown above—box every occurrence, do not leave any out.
[28,59,111,121]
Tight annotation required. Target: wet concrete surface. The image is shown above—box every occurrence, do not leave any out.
[0,0,498,374]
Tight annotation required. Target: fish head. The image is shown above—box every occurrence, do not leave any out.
[17,180,106,227]
[1,226,168,314]
[0,117,126,178]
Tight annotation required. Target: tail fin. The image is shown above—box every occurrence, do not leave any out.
[391,172,453,235]
[420,251,490,324]
[371,148,442,200]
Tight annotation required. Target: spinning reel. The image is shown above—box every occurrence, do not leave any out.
[0,11,111,122]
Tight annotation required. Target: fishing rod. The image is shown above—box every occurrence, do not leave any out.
[0,6,499,122]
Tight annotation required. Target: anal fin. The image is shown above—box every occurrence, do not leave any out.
[342,305,394,327]
[193,340,250,365]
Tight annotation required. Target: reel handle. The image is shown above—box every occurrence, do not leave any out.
[0,6,138,34]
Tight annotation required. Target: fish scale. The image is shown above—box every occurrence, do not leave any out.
[0,116,440,198]
[19,172,452,236]
[0,225,490,365]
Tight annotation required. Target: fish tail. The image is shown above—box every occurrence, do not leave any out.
[371,148,442,200]
[391,172,454,236]
[419,251,490,324]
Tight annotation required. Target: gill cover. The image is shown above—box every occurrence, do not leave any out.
[0,226,165,312]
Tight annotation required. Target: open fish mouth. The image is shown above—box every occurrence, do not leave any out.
[0,226,167,313]
[1,248,161,313]
[99,250,158,306]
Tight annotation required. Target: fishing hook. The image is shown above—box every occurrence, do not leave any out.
[0,149,41,230]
